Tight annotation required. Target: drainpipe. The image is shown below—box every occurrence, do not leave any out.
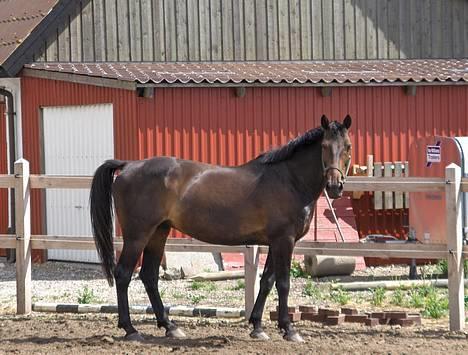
[0,88,16,263]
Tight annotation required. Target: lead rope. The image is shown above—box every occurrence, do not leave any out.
[323,155,352,243]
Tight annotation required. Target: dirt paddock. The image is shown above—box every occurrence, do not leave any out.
[0,313,467,354]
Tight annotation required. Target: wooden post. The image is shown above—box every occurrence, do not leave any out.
[384,162,393,209]
[244,245,260,319]
[445,163,464,331]
[15,159,32,314]
[373,162,383,209]
[394,161,403,209]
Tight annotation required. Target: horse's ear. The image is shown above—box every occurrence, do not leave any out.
[321,115,329,129]
[343,114,352,129]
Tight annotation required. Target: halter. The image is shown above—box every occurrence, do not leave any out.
[322,155,352,182]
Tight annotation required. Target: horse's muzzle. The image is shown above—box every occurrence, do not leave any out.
[326,181,344,199]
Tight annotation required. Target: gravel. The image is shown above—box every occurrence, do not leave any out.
[0,256,434,315]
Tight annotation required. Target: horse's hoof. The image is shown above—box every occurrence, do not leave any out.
[284,332,305,342]
[124,332,145,342]
[166,328,187,339]
[250,330,270,340]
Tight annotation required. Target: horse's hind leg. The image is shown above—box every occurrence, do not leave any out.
[249,250,275,340]
[115,235,149,340]
[139,223,186,338]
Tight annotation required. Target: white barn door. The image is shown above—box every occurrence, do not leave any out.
[43,104,114,263]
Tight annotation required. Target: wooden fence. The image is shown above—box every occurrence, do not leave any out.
[0,159,467,330]
[353,155,410,209]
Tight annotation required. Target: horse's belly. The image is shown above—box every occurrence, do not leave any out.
[171,208,268,246]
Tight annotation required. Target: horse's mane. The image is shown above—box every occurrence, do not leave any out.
[257,122,343,164]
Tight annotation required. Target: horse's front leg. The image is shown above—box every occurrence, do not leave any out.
[271,235,304,342]
[249,250,275,340]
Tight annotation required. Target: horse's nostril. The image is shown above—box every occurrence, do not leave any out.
[326,182,331,189]
[339,182,344,190]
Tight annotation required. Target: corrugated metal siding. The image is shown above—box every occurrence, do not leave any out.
[20,77,468,260]
[0,102,8,256]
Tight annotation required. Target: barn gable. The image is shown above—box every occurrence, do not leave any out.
[32,0,468,64]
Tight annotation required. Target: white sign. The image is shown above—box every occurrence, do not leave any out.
[426,145,441,163]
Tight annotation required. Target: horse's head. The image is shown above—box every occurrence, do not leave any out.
[320,114,352,199]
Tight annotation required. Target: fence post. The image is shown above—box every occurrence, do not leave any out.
[445,163,464,331]
[15,159,31,315]
[244,245,260,319]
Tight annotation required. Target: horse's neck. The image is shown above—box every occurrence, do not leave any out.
[283,145,325,204]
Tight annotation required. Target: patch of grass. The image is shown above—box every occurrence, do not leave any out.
[436,259,468,275]
[190,280,217,291]
[77,286,97,304]
[330,286,351,305]
[230,280,245,291]
[370,286,386,306]
[390,286,405,306]
[303,280,322,300]
[407,284,436,309]
[171,291,185,299]
[423,292,448,319]
[290,260,307,278]
[189,294,206,305]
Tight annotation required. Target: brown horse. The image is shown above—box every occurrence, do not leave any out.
[90,114,352,342]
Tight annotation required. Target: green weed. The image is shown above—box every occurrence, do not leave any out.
[230,280,245,291]
[290,260,307,278]
[423,293,448,319]
[77,286,97,304]
[190,280,217,291]
[370,287,386,306]
[303,280,322,300]
[330,286,351,305]
[189,294,206,305]
[390,286,405,306]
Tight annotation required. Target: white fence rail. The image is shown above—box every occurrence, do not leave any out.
[0,160,467,330]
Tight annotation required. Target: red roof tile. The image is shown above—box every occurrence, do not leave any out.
[24,59,468,85]
[0,0,59,64]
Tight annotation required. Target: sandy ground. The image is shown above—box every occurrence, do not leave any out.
[0,313,467,354]
[0,259,467,354]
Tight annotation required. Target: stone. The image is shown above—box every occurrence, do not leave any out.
[324,315,346,326]
[365,318,379,327]
[301,313,325,322]
[276,305,297,313]
[161,267,183,280]
[344,314,368,323]
[299,305,318,313]
[341,307,358,315]
[318,308,340,316]
[269,311,301,322]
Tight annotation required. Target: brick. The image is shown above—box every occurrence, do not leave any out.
[276,306,297,313]
[270,311,301,322]
[299,305,318,313]
[378,318,390,325]
[365,318,380,327]
[302,313,326,322]
[407,315,422,325]
[370,312,386,319]
[344,314,368,323]
[389,318,414,327]
[318,308,340,316]
[324,315,346,326]
[385,311,408,319]
[341,307,358,315]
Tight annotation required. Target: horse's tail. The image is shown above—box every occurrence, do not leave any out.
[90,159,127,286]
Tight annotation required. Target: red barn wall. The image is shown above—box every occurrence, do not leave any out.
[19,76,468,262]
